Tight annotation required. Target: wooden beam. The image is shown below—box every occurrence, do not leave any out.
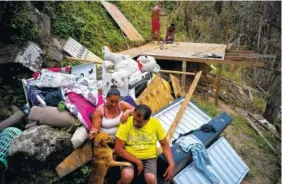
[230,45,246,50]
[158,71,202,155]
[159,70,196,75]
[170,74,181,97]
[227,50,255,54]
[215,64,222,105]
[181,61,187,91]
[235,108,278,154]
[56,141,92,178]
[65,56,103,64]
[148,55,264,67]
[225,53,276,59]
[224,55,257,61]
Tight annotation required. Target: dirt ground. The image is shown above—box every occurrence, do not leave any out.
[200,96,281,184]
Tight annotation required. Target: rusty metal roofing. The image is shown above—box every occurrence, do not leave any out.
[153,98,211,143]
[102,1,145,42]
[173,137,249,184]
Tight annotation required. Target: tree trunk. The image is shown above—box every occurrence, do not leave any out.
[264,75,281,131]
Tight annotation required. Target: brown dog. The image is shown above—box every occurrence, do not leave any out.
[88,132,132,184]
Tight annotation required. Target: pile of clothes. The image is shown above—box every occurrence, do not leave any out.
[25,66,104,148]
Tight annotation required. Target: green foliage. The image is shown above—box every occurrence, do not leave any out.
[116,1,153,40]
[253,94,267,113]
[57,101,66,111]
[45,1,131,58]
[10,14,38,41]
[1,2,38,42]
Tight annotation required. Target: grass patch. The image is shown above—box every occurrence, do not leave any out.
[192,97,220,118]
[253,94,267,113]
[210,65,246,83]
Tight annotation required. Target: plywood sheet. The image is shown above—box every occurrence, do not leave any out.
[56,141,92,178]
[118,43,160,58]
[102,2,145,42]
[170,74,181,97]
[136,75,174,113]
[118,42,226,61]
[143,42,226,60]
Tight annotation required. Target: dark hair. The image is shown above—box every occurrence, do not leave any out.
[134,104,152,120]
[170,23,175,28]
[106,85,120,98]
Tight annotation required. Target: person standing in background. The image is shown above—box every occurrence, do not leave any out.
[151,2,166,44]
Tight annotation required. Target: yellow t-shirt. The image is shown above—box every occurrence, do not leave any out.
[116,116,166,160]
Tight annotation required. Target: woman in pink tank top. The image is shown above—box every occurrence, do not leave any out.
[89,85,135,139]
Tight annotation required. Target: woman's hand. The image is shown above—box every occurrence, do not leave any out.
[88,128,99,140]
[120,111,129,123]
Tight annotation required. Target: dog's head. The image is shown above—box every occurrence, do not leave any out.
[94,132,115,147]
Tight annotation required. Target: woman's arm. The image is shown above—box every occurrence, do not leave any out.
[88,106,103,139]
[120,101,135,116]
[120,101,135,122]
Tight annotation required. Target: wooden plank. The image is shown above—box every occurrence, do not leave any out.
[117,43,160,58]
[235,108,277,153]
[215,64,222,105]
[101,2,144,42]
[181,61,186,91]
[224,55,258,61]
[56,141,92,178]
[119,42,226,59]
[160,70,196,75]
[227,50,255,54]
[230,45,246,50]
[226,53,276,59]
[65,56,103,64]
[248,113,281,141]
[166,71,202,143]
[170,74,181,97]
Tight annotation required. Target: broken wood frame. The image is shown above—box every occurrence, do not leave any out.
[158,71,202,154]
[146,54,264,105]
[235,108,278,154]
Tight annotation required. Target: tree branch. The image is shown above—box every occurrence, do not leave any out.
[266,20,281,30]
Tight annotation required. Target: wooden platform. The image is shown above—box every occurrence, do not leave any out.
[118,42,264,67]
[118,42,226,60]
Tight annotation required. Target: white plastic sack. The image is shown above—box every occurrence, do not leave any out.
[71,126,88,149]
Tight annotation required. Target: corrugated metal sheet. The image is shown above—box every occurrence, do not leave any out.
[63,37,103,63]
[173,137,249,184]
[102,2,145,42]
[153,98,211,143]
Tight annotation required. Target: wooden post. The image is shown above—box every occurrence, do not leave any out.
[65,56,103,64]
[159,70,195,75]
[181,61,187,91]
[215,64,222,105]
[158,71,202,154]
